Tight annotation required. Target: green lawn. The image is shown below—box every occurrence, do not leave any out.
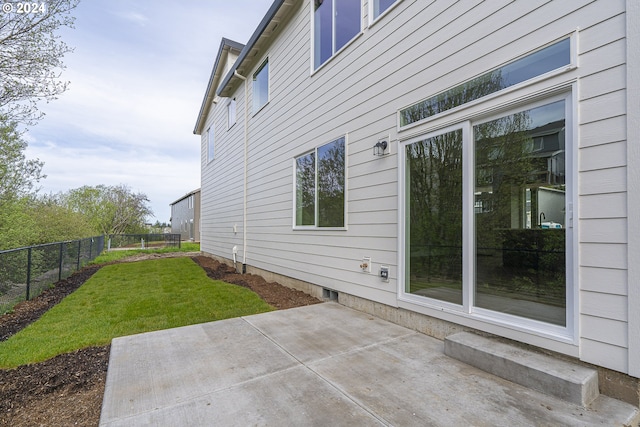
[0,257,273,368]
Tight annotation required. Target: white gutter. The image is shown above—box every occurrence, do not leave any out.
[234,70,249,272]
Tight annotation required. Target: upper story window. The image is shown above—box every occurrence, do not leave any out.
[253,59,269,113]
[227,98,236,128]
[372,0,397,20]
[314,0,361,69]
[295,137,346,228]
[207,126,215,162]
[400,37,572,127]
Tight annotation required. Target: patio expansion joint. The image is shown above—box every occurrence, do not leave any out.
[242,316,418,426]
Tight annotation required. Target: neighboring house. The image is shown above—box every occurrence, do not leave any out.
[194,0,639,401]
[170,189,201,241]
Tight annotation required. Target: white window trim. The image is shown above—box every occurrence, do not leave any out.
[368,0,402,27]
[397,89,577,346]
[310,0,364,74]
[292,135,348,230]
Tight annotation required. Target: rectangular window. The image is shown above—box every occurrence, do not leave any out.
[295,137,345,227]
[207,126,214,162]
[314,0,361,69]
[227,98,236,128]
[253,60,269,113]
[372,0,397,20]
[400,38,571,127]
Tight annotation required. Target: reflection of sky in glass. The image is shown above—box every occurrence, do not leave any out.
[314,0,332,68]
[335,0,360,51]
[500,39,570,87]
[253,61,268,111]
[401,38,571,126]
[528,100,565,129]
[374,0,397,18]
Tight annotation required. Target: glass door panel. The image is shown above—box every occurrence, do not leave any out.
[406,129,463,305]
[474,101,566,325]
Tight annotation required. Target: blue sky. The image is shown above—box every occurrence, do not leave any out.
[24,0,272,223]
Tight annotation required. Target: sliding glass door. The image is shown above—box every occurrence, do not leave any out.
[403,97,570,328]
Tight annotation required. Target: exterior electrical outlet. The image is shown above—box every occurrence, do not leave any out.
[380,266,389,282]
[361,257,371,273]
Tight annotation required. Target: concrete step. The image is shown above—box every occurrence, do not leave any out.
[444,332,599,407]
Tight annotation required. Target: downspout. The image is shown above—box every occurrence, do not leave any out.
[234,70,249,274]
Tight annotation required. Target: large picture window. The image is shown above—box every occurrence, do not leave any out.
[314,0,361,69]
[403,97,570,328]
[295,137,346,227]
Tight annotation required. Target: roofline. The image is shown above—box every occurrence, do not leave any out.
[170,188,201,206]
[193,38,245,135]
[216,0,287,97]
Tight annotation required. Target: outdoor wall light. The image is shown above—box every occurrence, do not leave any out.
[373,139,388,156]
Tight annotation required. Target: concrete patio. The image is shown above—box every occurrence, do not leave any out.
[100,302,639,426]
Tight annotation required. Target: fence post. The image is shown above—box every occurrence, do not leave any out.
[26,247,32,301]
[58,242,64,282]
[77,240,82,270]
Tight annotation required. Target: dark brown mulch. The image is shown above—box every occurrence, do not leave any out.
[192,255,322,309]
[0,254,322,427]
[0,265,101,342]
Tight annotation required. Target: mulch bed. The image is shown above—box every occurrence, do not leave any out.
[0,254,321,426]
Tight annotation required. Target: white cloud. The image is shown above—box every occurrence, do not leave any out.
[23,0,273,223]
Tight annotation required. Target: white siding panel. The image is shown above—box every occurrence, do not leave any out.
[580,338,627,373]
[579,90,626,126]
[580,141,626,172]
[580,266,627,295]
[579,193,626,219]
[579,65,626,101]
[579,116,626,148]
[580,218,627,243]
[579,167,627,195]
[581,291,627,321]
[580,243,627,270]
[582,315,628,347]
[579,10,626,54]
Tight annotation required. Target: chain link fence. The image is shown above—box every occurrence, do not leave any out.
[0,236,105,314]
[0,234,182,314]
[107,234,181,250]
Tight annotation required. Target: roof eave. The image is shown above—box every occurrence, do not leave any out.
[216,0,290,98]
[193,38,244,135]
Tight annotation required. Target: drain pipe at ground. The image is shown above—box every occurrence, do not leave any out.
[234,70,248,274]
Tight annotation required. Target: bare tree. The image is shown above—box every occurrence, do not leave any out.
[0,0,79,124]
[62,184,153,236]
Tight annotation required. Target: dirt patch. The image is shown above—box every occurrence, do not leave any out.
[0,254,322,426]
